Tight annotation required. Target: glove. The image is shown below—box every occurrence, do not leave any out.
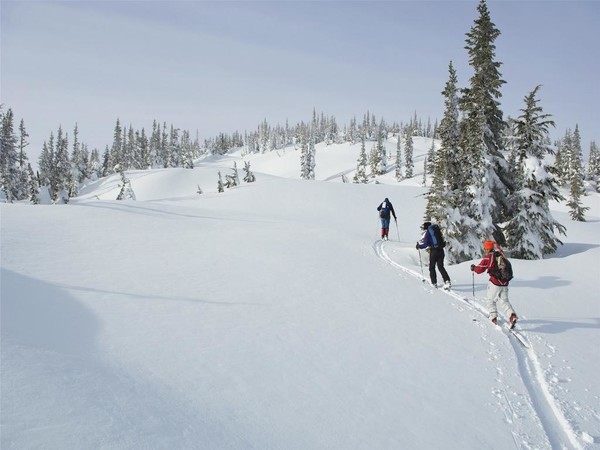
[470,264,475,271]
[415,242,420,250]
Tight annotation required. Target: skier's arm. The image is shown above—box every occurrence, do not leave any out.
[416,231,429,249]
[471,255,490,274]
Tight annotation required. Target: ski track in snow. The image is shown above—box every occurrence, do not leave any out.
[374,240,585,450]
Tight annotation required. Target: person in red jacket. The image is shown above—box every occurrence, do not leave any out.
[471,240,518,328]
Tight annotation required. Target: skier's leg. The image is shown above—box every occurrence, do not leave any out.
[497,286,516,319]
[428,252,437,285]
[436,250,451,282]
[486,282,500,322]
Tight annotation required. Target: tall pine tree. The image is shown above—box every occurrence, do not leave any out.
[462,0,512,228]
[504,86,566,259]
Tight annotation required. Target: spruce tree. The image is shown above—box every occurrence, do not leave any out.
[0,107,20,202]
[53,126,72,203]
[369,143,381,177]
[395,136,403,181]
[353,137,369,184]
[27,163,40,204]
[462,0,512,225]
[428,62,468,261]
[38,136,54,190]
[217,171,224,193]
[16,119,31,200]
[376,120,387,175]
[505,86,566,258]
[403,127,414,178]
[243,161,256,183]
[566,125,589,221]
[116,168,136,201]
[111,119,123,172]
[586,140,600,192]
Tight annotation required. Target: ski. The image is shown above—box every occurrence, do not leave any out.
[503,323,530,349]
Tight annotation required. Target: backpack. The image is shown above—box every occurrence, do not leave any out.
[488,251,514,283]
[379,203,390,218]
[428,224,446,248]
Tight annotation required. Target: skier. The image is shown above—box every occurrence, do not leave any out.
[471,240,518,328]
[416,221,451,289]
[376,198,397,241]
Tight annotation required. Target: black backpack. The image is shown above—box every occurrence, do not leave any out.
[429,224,446,248]
[488,251,514,282]
[379,203,390,219]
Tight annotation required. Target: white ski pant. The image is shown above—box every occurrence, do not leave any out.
[486,282,515,321]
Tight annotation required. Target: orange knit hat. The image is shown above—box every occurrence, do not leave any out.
[483,240,495,251]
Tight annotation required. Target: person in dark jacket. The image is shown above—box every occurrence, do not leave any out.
[416,221,451,289]
[471,240,518,327]
[376,198,397,241]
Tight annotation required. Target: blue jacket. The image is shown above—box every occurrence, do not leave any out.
[417,225,443,249]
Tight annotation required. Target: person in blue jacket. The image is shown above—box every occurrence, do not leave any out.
[416,221,451,289]
[377,198,397,241]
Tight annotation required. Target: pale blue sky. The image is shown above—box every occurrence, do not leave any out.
[1,1,598,163]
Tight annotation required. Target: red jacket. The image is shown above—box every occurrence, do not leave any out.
[473,252,509,287]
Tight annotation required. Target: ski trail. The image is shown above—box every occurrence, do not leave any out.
[374,240,584,450]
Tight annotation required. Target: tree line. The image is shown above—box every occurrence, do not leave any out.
[1,0,597,264]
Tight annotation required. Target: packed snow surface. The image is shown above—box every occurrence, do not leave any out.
[2,138,599,449]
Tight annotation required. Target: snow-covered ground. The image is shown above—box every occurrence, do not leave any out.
[2,138,599,449]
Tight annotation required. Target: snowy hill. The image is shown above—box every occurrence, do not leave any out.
[1,138,599,449]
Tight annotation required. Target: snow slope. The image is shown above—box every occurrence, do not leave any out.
[2,138,599,449]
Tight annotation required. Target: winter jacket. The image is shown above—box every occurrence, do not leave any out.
[417,226,443,250]
[377,199,397,221]
[473,252,509,287]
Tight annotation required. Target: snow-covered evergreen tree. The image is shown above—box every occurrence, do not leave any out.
[403,127,414,178]
[243,161,256,183]
[504,85,566,259]
[461,0,512,224]
[0,107,20,202]
[110,119,123,173]
[426,141,436,175]
[15,118,31,200]
[353,137,369,184]
[369,144,381,177]
[27,163,40,204]
[217,171,224,193]
[115,167,136,201]
[394,136,403,181]
[225,162,239,188]
[38,135,54,191]
[585,140,599,192]
[566,125,589,221]
[53,126,72,203]
[428,61,480,263]
[300,126,315,180]
[376,120,387,175]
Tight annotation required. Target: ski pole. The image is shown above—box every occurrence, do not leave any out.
[472,271,475,297]
[418,248,425,282]
[395,220,400,242]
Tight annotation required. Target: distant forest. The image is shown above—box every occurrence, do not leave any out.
[1,0,598,263]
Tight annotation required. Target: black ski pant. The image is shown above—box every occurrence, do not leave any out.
[429,247,450,284]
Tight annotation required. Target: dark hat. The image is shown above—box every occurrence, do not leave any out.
[422,221,431,230]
